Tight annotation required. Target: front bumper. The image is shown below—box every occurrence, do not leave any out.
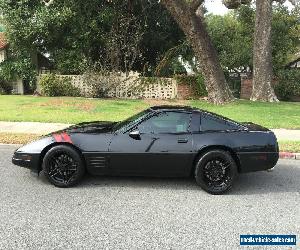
[12,152,41,173]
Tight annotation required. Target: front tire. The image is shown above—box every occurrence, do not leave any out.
[194,150,237,194]
[42,145,85,187]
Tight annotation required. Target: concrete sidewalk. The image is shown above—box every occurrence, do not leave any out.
[0,121,300,141]
[271,129,300,141]
[0,121,70,135]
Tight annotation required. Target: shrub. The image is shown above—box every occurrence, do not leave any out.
[274,69,300,101]
[175,74,208,98]
[224,71,241,98]
[83,71,120,98]
[39,74,81,97]
[0,78,12,94]
[195,74,208,97]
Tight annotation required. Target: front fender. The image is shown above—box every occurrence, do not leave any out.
[16,136,55,154]
[12,136,56,173]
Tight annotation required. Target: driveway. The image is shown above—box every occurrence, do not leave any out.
[0,145,299,249]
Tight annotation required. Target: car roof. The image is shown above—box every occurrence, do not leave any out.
[149,105,244,127]
[149,105,197,112]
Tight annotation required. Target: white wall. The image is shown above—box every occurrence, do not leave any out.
[11,79,24,94]
[0,49,6,63]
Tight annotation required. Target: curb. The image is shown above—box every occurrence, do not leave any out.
[0,143,22,147]
[279,152,300,160]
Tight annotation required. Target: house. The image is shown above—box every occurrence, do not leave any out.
[0,32,25,93]
[284,50,300,69]
[285,57,300,69]
[0,32,53,94]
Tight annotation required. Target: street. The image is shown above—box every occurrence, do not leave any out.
[0,144,299,249]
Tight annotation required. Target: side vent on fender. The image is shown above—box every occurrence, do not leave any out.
[86,156,107,168]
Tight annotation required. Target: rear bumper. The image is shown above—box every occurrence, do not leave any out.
[12,152,41,173]
[237,151,279,173]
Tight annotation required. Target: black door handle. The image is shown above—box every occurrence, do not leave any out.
[178,138,188,143]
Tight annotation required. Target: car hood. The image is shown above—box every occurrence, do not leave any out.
[56,121,117,134]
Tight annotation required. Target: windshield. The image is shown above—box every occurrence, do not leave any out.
[113,109,150,132]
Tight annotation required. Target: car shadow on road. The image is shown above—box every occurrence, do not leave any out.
[232,167,300,195]
[38,164,300,195]
[79,165,300,195]
[76,174,200,192]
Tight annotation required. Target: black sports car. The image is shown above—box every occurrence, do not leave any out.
[12,106,279,194]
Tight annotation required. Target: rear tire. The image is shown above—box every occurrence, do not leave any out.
[42,145,85,187]
[194,150,237,194]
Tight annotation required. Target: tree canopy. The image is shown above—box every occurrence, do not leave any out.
[206,4,299,73]
[0,0,299,102]
[0,0,184,75]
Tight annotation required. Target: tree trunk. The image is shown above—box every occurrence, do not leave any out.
[251,0,278,102]
[161,0,234,104]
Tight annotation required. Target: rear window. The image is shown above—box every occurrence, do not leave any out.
[201,114,239,132]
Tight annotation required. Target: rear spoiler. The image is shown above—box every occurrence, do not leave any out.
[240,122,270,132]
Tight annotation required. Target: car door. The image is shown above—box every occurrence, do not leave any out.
[108,111,194,176]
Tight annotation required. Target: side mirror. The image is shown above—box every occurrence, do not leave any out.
[129,130,141,140]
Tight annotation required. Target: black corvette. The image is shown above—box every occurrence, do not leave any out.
[12,105,279,194]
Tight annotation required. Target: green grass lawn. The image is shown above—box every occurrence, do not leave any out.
[278,140,300,153]
[1,95,300,129]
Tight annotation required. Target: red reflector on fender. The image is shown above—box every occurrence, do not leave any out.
[61,132,73,143]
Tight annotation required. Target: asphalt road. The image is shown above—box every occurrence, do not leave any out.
[0,145,299,250]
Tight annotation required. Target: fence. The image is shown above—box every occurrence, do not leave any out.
[37,73,178,99]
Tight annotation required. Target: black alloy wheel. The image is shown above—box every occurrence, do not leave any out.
[195,150,238,194]
[43,145,85,187]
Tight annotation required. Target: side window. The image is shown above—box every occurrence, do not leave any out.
[201,114,239,131]
[137,112,191,134]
